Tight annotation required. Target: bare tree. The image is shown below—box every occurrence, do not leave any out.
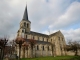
[22,42,29,58]
[66,40,80,56]
[28,39,36,58]
[15,37,25,60]
[9,40,16,55]
[0,38,8,60]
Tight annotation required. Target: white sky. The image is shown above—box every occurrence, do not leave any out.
[0,0,80,42]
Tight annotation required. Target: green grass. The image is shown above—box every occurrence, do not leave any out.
[20,56,80,60]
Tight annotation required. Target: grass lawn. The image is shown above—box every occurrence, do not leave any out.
[21,56,80,60]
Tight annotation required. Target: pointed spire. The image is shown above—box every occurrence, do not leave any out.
[22,5,28,20]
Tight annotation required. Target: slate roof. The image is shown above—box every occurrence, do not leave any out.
[26,39,52,45]
[30,31,49,37]
[22,5,30,22]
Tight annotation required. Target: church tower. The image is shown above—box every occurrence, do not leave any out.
[17,5,31,38]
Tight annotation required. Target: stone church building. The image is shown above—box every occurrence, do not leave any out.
[16,5,66,58]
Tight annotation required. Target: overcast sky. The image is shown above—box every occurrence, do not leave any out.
[0,0,80,42]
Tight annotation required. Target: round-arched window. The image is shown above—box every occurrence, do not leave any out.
[24,22,26,27]
[27,23,29,28]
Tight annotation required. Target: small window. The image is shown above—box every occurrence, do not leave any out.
[24,22,26,27]
[37,45,39,50]
[60,46,62,51]
[33,36,34,39]
[27,23,29,28]
[26,35,27,39]
[48,46,49,51]
[59,37,60,40]
[62,38,63,41]
[17,34,19,36]
[47,39,48,42]
[51,39,52,42]
[42,46,44,50]
[22,30,24,32]
[38,37,39,40]
[43,38,44,41]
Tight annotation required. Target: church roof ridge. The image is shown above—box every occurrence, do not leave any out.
[30,31,49,37]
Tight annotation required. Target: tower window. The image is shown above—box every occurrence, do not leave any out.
[17,34,19,36]
[24,22,26,27]
[27,23,29,28]
[22,30,24,32]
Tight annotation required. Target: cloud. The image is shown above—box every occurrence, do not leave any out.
[27,0,72,31]
[61,28,80,42]
[0,0,80,42]
[49,1,80,29]
[42,28,80,43]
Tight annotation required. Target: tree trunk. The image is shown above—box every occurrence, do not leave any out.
[53,46,56,57]
[23,47,25,58]
[0,49,3,60]
[52,45,54,56]
[75,50,78,56]
[31,48,33,58]
[19,45,21,60]
[27,50,28,58]
[35,47,36,57]
[2,48,4,60]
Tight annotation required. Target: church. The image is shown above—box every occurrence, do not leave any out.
[16,5,66,58]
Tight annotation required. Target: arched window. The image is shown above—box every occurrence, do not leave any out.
[17,34,19,36]
[33,36,34,39]
[48,46,49,51]
[27,23,29,28]
[62,38,63,41]
[47,39,48,42]
[22,30,24,32]
[42,46,44,50]
[51,39,52,42]
[37,45,39,50]
[43,38,44,41]
[24,22,26,27]
[26,35,27,39]
[59,37,60,41]
[38,37,39,40]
